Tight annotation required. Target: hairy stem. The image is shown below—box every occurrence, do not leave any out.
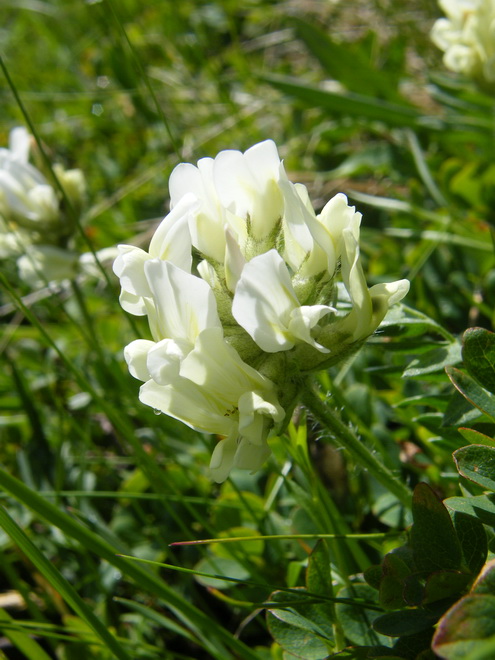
[302,383,411,508]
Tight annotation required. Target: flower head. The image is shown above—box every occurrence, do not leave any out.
[431,0,495,90]
[0,127,59,227]
[114,140,409,481]
[0,126,87,288]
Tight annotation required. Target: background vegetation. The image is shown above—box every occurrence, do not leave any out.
[1,0,494,658]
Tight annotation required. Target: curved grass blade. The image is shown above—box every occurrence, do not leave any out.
[0,467,261,660]
[0,608,52,660]
[0,506,132,660]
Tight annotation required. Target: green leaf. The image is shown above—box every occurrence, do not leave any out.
[378,554,411,610]
[403,342,462,378]
[379,304,455,341]
[460,636,495,660]
[423,571,471,605]
[364,565,382,591]
[457,428,495,449]
[433,595,495,660]
[471,559,495,596]
[0,607,52,660]
[442,392,481,428]
[410,483,462,573]
[306,540,332,597]
[305,540,335,634]
[453,445,495,491]
[290,17,401,101]
[266,590,335,660]
[451,511,487,576]
[445,494,495,527]
[372,609,439,637]
[193,557,250,590]
[446,367,495,421]
[463,328,495,395]
[335,584,391,647]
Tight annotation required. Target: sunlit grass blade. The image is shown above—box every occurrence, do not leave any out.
[261,74,429,128]
[289,16,403,102]
[0,506,133,660]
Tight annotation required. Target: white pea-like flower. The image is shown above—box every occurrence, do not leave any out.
[0,127,59,227]
[114,140,409,481]
[0,126,88,288]
[431,0,495,89]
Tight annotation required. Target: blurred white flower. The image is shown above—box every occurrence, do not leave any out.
[17,244,78,288]
[0,127,59,227]
[114,140,409,481]
[0,126,88,289]
[431,0,495,88]
[78,246,121,279]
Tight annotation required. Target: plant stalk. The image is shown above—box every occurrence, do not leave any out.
[302,383,411,508]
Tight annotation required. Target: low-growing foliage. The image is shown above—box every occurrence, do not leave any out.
[1,1,495,658]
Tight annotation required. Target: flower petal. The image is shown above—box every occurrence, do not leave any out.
[148,192,197,271]
[144,259,221,343]
[213,140,284,240]
[139,378,232,436]
[146,337,190,385]
[113,245,152,298]
[232,249,299,352]
[209,434,239,483]
[124,339,156,381]
[288,304,334,353]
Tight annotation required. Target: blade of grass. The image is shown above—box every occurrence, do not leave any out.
[0,609,52,660]
[169,532,398,545]
[0,466,262,660]
[105,0,180,157]
[0,506,133,660]
[117,555,384,612]
[289,16,403,102]
[261,74,431,128]
[405,129,448,207]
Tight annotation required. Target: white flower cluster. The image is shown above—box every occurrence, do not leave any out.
[0,127,86,286]
[431,0,495,89]
[114,140,409,482]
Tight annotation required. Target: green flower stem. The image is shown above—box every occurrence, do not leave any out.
[302,383,412,508]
